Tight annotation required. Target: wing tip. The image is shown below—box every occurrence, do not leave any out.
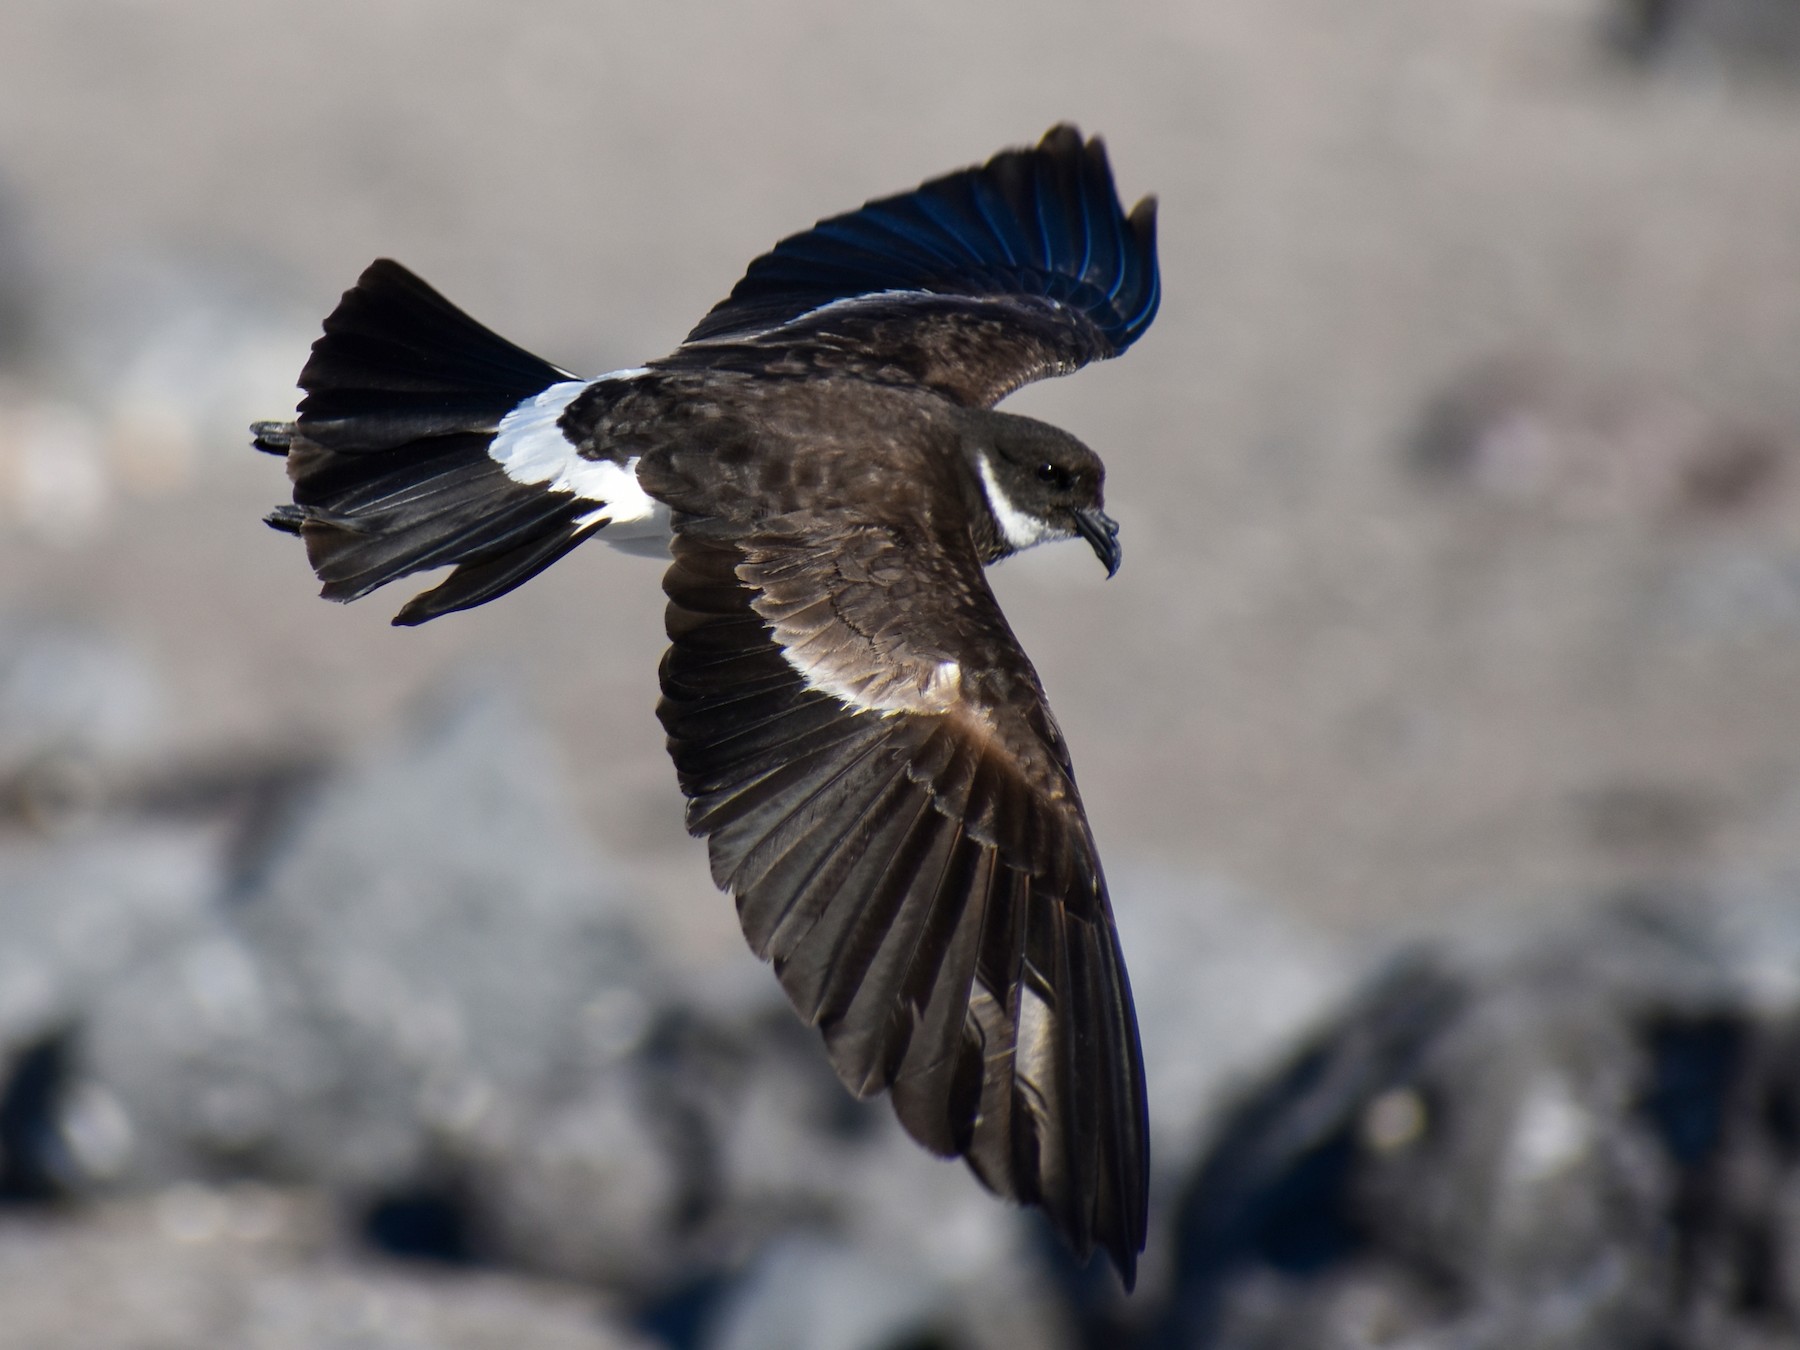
[1111,1241,1142,1293]
[686,122,1161,358]
[262,504,304,536]
[660,527,1153,1290]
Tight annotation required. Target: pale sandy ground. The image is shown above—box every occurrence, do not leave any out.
[2,0,1799,970]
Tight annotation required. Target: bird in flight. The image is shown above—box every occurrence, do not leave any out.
[254,125,1161,1286]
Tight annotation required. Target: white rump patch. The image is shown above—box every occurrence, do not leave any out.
[489,372,669,552]
[977,453,1060,552]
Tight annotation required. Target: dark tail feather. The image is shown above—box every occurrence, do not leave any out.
[251,420,294,455]
[295,258,570,448]
[258,260,598,624]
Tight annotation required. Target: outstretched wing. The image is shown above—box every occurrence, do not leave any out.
[652,505,1149,1287]
[673,124,1160,409]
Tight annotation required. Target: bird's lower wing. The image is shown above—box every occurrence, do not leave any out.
[655,518,1148,1285]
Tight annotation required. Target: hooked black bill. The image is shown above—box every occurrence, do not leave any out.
[1074,506,1123,577]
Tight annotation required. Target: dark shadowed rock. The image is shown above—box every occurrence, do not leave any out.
[606,1004,1067,1349]
[1607,0,1800,69]
[1148,892,1800,1349]
[1108,864,1345,1188]
[0,828,221,1201]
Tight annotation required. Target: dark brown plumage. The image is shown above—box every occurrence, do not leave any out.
[254,125,1161,1285]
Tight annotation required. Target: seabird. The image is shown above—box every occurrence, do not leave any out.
[253,124,1161,1286]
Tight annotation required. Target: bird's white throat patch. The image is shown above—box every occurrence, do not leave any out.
[489,373,669,549]
[977,453,1057,552]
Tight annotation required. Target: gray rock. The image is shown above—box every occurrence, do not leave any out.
[79,688,662,1206]
[0,1190,650,1350]
[468,1058,688,1288]
[1607,0,1800,70]
[0,826,219,1061]
[0,618,163,824]
[703,1236,942,1350]
[1152,892,1800,1349]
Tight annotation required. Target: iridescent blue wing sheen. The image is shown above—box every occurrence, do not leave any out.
[678,125,1159,407]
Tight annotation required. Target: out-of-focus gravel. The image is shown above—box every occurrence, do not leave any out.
[0,627,1334,1348]
[0,1192,650,1350]
[3,0,1800,949]
[3,1,1800,1346]
[1152,892,1800,1350]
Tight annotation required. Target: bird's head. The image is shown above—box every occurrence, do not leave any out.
[965,411,1121,576]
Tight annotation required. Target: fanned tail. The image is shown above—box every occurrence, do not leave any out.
[256,259,605,625]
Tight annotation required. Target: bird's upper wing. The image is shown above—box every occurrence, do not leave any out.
[649,493,1149,1285]
[672,125,1160,409]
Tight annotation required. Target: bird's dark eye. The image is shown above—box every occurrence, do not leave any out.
[1036,462,1070,489]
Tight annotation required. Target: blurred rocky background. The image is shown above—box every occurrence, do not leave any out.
[2,1,1800,1346]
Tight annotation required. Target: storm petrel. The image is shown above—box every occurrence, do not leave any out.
[254,125,1160,1285]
